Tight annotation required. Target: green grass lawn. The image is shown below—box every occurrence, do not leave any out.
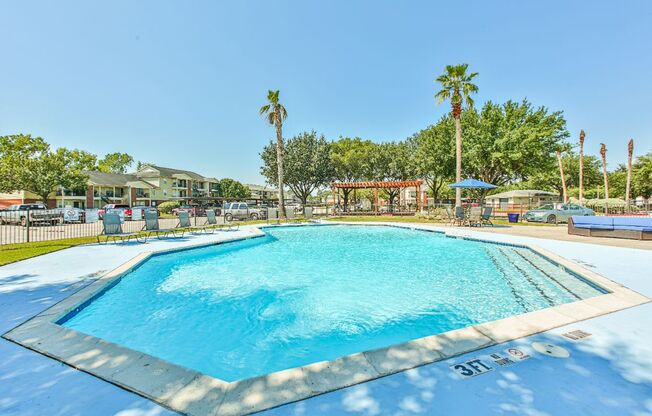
[0,219,280,267]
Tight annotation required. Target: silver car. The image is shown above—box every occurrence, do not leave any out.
[524,203,594,224]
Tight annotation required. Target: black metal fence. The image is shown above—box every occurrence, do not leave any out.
[0,208,206,245]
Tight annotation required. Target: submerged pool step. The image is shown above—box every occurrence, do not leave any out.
[509,247,601,299]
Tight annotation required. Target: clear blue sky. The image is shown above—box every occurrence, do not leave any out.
[1,1,651,184]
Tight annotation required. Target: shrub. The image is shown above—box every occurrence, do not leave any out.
[158,200,180,214]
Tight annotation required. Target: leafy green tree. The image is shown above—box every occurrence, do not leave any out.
[462,100,569,200]
[259,90,288,218]
[98,152,134,173]
[409,115,456,202]
[0,134,95,203]
[329,137,375,209]
[632,151,652,198]
[435,63,479,207]
[369,141,414,206]
[530,154,602,196]
[260,131,333,205]
[218,178,250,199]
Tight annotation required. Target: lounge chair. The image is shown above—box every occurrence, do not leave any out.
[177,211,212,234]
[468,207,482,227]
[267,208,278,224]
[204,209,238,231]
[481,207,494,226]
[445,207,455,226]
[143,210,184,239]
[454,206,466,226]
[285,207,299,223]
[304,207,314,221]
[97,213,145,244]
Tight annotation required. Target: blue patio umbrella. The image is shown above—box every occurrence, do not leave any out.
[448,179,497,189]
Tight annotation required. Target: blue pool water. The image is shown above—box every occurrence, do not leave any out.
[62,225,605,381]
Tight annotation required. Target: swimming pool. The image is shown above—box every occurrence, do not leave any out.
[60,225,605,382]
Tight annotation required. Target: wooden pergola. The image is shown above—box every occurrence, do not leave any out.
[331,180,423,214]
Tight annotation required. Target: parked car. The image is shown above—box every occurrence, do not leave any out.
[98,204,132,220]
[223,202,267,221]
[0,204,62,226]
[524,203,594,224]
[172,205,197,216]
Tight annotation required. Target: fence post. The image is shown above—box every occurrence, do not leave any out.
[25,208,30,243]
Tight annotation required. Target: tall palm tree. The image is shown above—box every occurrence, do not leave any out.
[625,139,634,206]
[600,143,609,199]
[556,150,568,203]
[435,64,479,207]
[578,130,585,203]
[259,90,288,219]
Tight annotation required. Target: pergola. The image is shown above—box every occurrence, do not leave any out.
[330,180,423,214]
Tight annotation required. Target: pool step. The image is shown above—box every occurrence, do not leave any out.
[509,248,600,299]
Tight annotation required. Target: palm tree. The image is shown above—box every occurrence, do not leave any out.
[259,90,288,219]
[600,143,609,199]
[578,130,585,203]
[435,64,479,207]
[625,139,634,206]
[556,150,568,203]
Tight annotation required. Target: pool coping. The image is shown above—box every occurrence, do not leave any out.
[3,223,650,416]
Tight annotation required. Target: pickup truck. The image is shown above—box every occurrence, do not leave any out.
[0,204,63,226]
[223,202,267,221]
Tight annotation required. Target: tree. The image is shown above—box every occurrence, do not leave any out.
[0,135,95,203]
[259,90,288,218]
[435,63,479,207]
[556,150,568,203]
[218,178,249,199]
[462,100,569,200]
[329,137,375,210]
[600,143,609,199]
[98,152,134,173]
[260,131,333,205]
[136,161,154,171]
[410,115,456,202]
[625,139,634,203]
[578,130,586,203]
[369,141,414,207]
[631,151,652,198]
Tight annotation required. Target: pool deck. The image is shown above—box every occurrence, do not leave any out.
[1,223,651,415]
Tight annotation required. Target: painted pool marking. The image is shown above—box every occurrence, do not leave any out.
[506,347,531,361]
[562,329,592,341]
[450,359,494,378]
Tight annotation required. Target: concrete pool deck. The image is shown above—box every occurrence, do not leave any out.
[1,223,651,415]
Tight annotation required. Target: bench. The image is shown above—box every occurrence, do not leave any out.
[568,216,652,240]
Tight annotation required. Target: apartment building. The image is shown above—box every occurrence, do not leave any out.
[0,165,221,209]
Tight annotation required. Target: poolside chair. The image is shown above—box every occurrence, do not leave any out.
[304,207,314,221]
[206,208,238,231]
[468,207,482,227]
[454,206,466,226]
[481,207,494,226]
[267,208,278,224]
[143,210,184,239]
[285,207,299,223]
[445,207,455,226]
[97,213,144,244]
[177,211,212,234]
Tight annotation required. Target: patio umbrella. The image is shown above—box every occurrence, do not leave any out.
[448,179,497,189]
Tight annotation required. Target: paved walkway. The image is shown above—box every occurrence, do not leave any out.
[1,224,651,415]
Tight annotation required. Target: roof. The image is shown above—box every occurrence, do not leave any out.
[85,171,137,187]
[140,165,208,182]
[486,189,557,199]
[331,180,423,189]
[246,184,278,192]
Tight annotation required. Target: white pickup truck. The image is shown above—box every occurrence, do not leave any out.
[0,204,63,226]
[222,202,267,221]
